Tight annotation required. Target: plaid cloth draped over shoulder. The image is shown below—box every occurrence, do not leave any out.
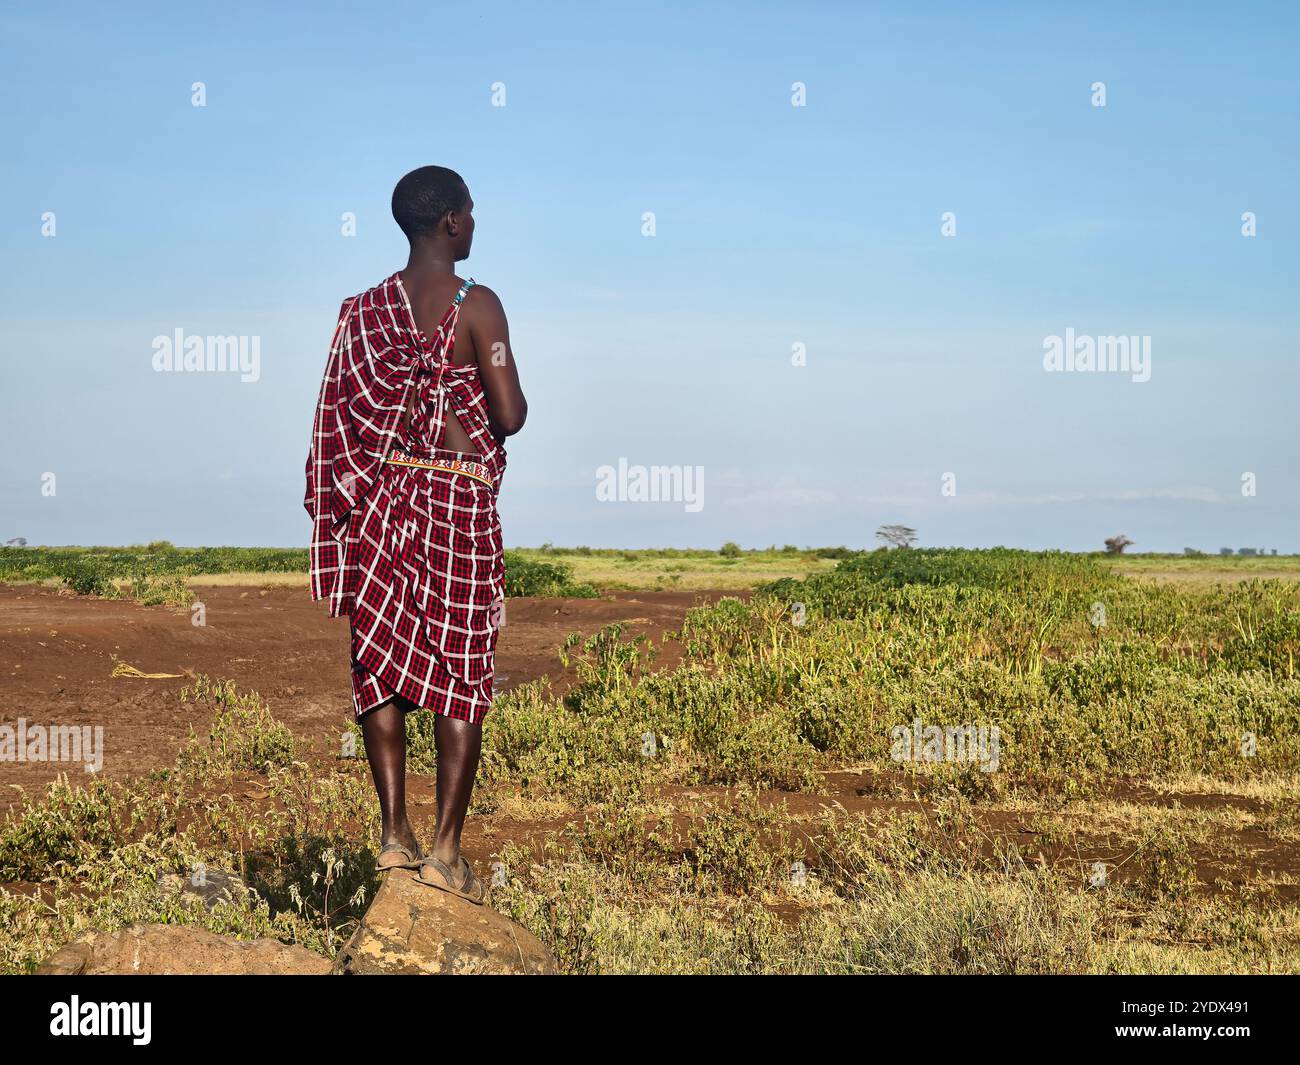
[304,273,507,722]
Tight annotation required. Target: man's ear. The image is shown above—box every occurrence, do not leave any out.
[445,211,460,237]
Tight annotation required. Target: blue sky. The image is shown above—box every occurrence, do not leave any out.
[2,1,1297,551]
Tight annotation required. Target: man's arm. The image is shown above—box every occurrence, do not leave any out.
[466,285,527,438]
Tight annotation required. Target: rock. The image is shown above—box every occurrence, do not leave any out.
[333,868,556,975]
[36,924,332,975]
[35,874,557,977]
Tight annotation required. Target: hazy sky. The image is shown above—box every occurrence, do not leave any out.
[2,1,1297,551]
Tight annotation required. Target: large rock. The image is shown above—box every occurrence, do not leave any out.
[333,868,556,975]
[36,924,332,975]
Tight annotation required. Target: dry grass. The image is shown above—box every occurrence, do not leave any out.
[510,550,839,591]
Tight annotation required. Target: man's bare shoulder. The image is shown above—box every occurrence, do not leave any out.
[464,282,506,317]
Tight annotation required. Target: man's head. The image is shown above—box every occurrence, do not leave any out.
[391,166,474,259]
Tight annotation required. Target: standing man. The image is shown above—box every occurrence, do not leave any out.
[306,166,527,902]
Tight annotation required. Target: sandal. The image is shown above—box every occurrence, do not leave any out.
[414,855,485,904]
[375,842,423,872]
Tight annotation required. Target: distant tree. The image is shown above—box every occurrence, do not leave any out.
[1103,535,1134,555]
[1183,547,1204,556]
[876,525,918,549]
[4,537,27,547]
[1219,547,1233,556]
[720,542,742,558]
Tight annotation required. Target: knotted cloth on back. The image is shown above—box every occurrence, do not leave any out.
[305,273,465,616]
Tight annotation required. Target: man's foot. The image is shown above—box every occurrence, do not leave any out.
[375,842,423,871]
[376,825,423,871]
[414,854,485,904]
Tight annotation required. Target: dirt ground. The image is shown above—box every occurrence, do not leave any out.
[0,584,738,806]
[1,583,1293,904]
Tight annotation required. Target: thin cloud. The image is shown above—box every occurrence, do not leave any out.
[719,485,1228,509]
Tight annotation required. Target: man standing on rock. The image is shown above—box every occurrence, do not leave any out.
[305,166,527,903]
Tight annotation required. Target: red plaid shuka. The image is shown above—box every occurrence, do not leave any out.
[305,273,506,723]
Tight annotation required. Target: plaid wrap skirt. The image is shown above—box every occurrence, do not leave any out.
[348,447,504,723]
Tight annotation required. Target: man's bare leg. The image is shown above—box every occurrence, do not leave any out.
[430,715,482,874]
[360,698,420,856]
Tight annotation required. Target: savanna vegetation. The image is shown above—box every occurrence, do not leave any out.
[1,547,1298,973]
[0,544,599,601]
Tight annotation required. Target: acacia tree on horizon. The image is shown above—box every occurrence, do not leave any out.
[876,524,918,549]
[1104,534,1135,555]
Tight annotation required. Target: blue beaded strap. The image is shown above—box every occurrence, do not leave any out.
[453,278,477,305]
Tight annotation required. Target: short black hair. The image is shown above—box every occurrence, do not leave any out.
[391,166,469,240]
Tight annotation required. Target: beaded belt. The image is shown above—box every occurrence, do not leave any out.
[385,448,493,488]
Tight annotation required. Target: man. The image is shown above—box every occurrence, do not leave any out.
[305,166,527,903]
